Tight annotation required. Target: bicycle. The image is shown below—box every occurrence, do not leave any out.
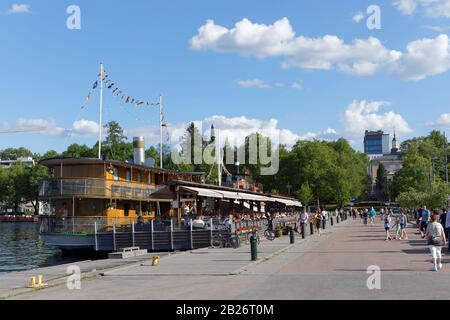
[264,229,276,241]
[245,228,261,245]
[211,232,241,249]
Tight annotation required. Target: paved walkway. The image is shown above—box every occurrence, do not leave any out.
[7,218,450,300]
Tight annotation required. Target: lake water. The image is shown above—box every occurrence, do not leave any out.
[0,223,60,273]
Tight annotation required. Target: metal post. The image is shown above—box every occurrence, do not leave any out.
[190,218,194,250]
[210,217,214,247]
[151,220,154,251]
[160,95,163,169]
[289,228,295,244]
[250,235,258,261]
[170,218,174,250]
[94,221,98,251]
[113,220,116,252]
[132,220,135,247]
[310,222,314,235]
[72,196,75,233]
[445,132,449,185]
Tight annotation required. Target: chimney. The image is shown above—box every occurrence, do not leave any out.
[133,137,145,165]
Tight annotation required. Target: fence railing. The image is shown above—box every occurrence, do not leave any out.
[39,179,158,200]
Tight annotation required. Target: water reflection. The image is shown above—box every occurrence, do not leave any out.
[0,223,60,273]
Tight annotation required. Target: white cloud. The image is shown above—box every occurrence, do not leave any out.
[394,0,450,18]
[8,3,30,14]
[353,11,365,23]
[191,17,450,81]
[291,81,303,89]
[393,0,418,15]
[427,113,450,127]
[342,100,412,138]
[237,79,272,89]
[10,118,99,137]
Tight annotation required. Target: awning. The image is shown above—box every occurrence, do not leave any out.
[273,198,302,207]
[216,190,245,200]
[240,193,272,202]
[180,186,223,199]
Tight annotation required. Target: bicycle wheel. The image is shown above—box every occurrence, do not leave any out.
[264,230,275,241]
[229,235,241,249]
[211,235,223,248]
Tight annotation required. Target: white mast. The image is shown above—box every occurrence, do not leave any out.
[98,63,104,160]
[160,95,163,169]
[217,129,222,186]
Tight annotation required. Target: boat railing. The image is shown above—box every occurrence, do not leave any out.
[39,215,300,236]
[39,179,159,200]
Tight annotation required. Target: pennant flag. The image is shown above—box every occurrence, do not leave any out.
[101,66,105,79]
[92,81,98,89]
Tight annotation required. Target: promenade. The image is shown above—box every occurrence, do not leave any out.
[4,218,450,300]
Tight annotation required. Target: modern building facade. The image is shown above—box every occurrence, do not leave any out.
[364,131,390,160]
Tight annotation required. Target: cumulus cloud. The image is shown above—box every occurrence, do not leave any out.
[427,113,450,127]
[342,100,412,138]
[191,17,450,81]
[8,3,31,14]
[353,11,365,23]
[237,79,272,89]
[9,118,99,137]
[129,115,338,149]
[394,0,450,18]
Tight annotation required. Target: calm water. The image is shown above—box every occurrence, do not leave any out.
[0,223,61,273]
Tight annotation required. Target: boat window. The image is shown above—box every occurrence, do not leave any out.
[113,168,119,181]
[126,168,131,182]
[124,203,130,217]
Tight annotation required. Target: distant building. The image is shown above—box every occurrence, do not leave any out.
[0,157,35,168]
[364,130,390,161]
[369,131,403,185]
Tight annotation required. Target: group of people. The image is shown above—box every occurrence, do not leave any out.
[359,205,449,272]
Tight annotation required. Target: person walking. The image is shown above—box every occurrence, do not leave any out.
[420,206,431,239]
[300,209,308,238]
[362,209,368,226]
[313,211,323,237]
[384,211,392,241]
[369,207,376,226]
[399,209,409,240]
[425,213,447,271]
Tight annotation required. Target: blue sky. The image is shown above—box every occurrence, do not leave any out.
[1,0,450,154]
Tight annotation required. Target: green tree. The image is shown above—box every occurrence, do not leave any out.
[25,165,51,215]
[297,182,314,211]
[0,147,33,160]
[63,144,95,158]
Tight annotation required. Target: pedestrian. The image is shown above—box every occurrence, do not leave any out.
[384,211,392,241]
[399,209,409,240]
[322,209,329,229]
[362,209,368,226]
[425,212,447,271]
[420,205,431,239]
[313,211,323,237]
[300,209,308,237]
[439,208,447,231]
[369,207,376,226]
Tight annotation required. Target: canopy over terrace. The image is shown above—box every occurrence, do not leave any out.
[169,181,302,220]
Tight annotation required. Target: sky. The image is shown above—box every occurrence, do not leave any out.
[1,0,450,155]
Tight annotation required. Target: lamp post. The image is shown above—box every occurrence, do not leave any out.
[235,161,240,189]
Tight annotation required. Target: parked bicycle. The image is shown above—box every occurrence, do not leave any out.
[212,232,241,249]
[264,229,276,241]
[244,228,261,245]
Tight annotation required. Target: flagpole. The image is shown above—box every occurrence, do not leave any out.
[217,129,222,187]
[98,63,104,160]
[160,94,163,169]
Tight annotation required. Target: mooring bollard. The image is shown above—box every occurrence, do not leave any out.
[290,228,295,244]
[301,223,306,239]
[250,235,258,261]
[152,256,160,266]
[310,222,314,235]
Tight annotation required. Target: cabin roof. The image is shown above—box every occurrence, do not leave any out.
[39,157,205,176]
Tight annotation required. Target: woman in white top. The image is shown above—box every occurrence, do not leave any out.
[425,213,447,272]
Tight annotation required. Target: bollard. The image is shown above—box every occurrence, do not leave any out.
[250,235,258,261]
[310,222,314,235]
[337,215,340,224]
[290,228,295,244]
[322,220,326,230]
[38,275,43,286]
[151,256,160,266]
[301,223,306,239]
[331,217,334,226]
[30,277,36,288]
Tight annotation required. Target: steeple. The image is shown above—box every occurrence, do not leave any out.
[391,129,398,154]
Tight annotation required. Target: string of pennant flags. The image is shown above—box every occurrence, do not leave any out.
[81,67,171,143]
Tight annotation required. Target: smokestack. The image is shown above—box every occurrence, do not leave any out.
[133,137,145,165]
